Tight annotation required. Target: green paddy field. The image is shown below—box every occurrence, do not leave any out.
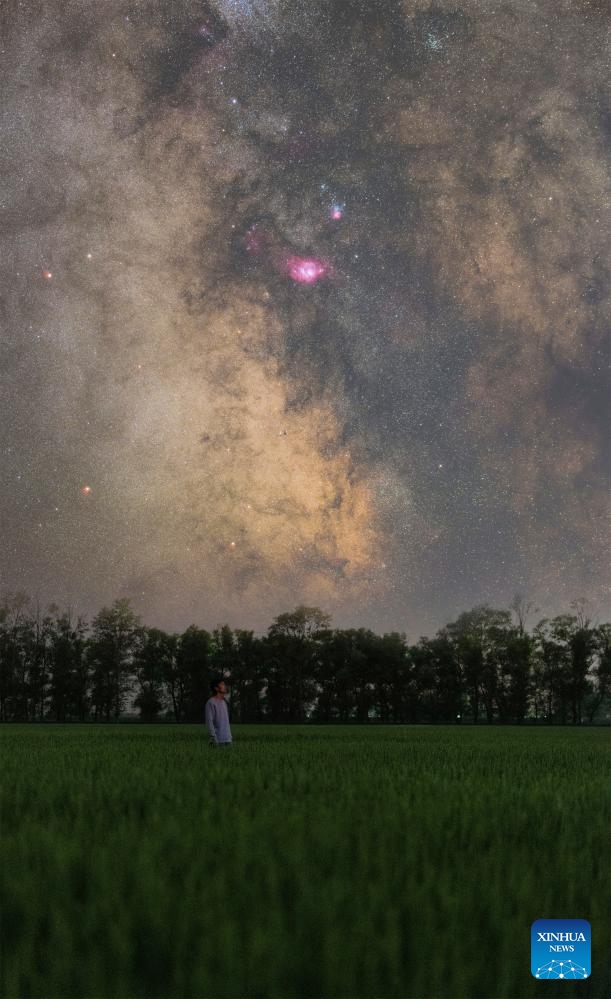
[1,725,609,999]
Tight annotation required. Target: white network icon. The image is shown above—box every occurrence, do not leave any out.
[535,959,588,979]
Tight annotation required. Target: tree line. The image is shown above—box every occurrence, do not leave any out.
[1,594,609,725]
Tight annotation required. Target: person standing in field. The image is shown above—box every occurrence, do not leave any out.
[205,678,233,748]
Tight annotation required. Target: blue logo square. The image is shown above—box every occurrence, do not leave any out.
[531,919,591,979]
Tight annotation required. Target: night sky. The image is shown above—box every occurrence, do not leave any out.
[1,0,609,637]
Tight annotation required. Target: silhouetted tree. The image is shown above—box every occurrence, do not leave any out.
[585,624,611,723]
[313,629,360,722]
[413,635,463,723]
[369,632,409,722]
[134,628,175,722]
[445,606,512,723]
[89,599,141,721]
[177,625,212,722]
[2,590,609,726]
[48,609,89,722]
[268,607,332,722]
[496,627,532,724]
[212,627,266,723]
[156,632,181,722]
[0,592,31,721]
[532,617,572,723]
[23,603,57,722]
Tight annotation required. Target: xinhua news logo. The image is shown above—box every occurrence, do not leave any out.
[531,919,591,980]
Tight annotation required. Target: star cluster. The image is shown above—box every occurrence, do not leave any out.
[1,0,608,633]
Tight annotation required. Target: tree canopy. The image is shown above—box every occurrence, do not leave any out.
[1,593,609,725]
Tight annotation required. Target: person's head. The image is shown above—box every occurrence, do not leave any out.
[211,678,228,697]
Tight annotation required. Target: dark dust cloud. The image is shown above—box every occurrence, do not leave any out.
[1,0,609,635]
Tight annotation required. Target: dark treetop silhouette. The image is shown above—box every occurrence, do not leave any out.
[1,596,609,726]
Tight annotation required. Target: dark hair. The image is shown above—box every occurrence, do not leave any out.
[210,677,223,693]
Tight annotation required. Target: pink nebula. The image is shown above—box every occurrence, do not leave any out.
[284,255,330,284]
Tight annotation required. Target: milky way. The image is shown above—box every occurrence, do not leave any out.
[1,0,609,635]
